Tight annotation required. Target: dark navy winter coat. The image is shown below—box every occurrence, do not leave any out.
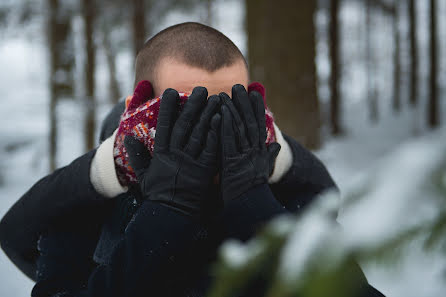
[0,101,384,297]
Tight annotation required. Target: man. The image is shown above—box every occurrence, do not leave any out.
[0,23,383,297]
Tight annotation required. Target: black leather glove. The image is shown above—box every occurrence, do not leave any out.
[219,85,281,203]
[124,87,221,217]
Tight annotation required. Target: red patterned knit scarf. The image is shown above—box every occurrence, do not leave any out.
[113,81,276,185]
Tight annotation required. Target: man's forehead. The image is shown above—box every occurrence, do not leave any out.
[154,57,249,97]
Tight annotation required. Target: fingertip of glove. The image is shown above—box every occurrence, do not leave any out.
[162,88,179,98]
[208,94,221,103]
[191,86,208,98]
[219,92,231,103]
[124,135,146,151]
[124,135,136,148]
[249,90,263,101]
[232,84,247,94]
[248,82,266,99]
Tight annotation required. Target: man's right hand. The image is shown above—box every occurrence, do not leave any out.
[219,85,281,203]
[124,87,221,217]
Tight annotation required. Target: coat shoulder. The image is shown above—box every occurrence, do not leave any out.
[99,99,126,143]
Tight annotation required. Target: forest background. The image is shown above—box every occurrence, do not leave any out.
[0,0,445,296]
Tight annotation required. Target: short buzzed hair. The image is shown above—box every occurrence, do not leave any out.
[134,22,247,88]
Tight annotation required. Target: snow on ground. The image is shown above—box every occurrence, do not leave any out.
[318,121,446,297]
[314,65,446,296]
[0,38,47,297]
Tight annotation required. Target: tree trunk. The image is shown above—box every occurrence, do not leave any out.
[47,0,74,170]
[246,0,320,149]
[205,0,213,26]
[102,30,121,103]
[366,0,378,122]
[48,0,58,171]
[83,0,96,151]
[329,0,342,135]
[392,1,401,112]
[409,0,418,106]
[428,0,439,128]
[132,0,145,58]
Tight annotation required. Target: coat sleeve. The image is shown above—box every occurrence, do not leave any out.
[267,136,384,297]
[30,223,101,297]
[0,100,126,281]
[270,133,339,215]
[31,200,206,297]
[99,100,126,142]
[219,184,287,242]
[0,149,113,281]
[220,184,384,297]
